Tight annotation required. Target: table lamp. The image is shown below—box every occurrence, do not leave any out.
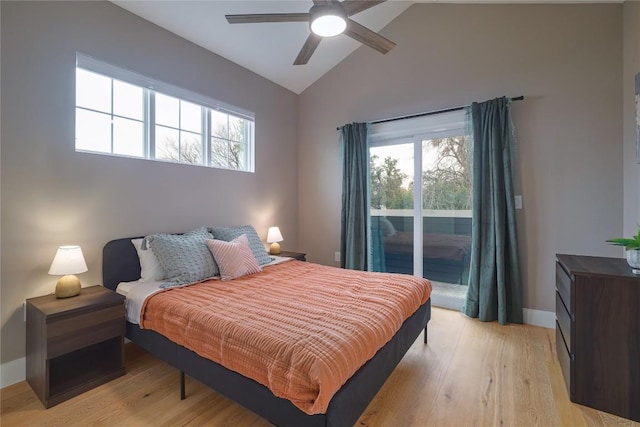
[48,245,88,298]
[267,226,283,255]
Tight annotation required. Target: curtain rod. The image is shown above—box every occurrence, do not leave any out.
[336,96,524,130]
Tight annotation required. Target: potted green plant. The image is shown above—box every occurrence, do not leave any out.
[606,225,640,274]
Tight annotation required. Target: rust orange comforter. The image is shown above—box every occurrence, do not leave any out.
[140,260,432,414]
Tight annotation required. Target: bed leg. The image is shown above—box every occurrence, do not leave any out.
[180,371,186,400]
[424,325,428,344]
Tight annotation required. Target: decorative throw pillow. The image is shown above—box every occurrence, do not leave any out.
[211,225,272,265]
[146,227,218,287]
[131,238,166,282]
[206,234,262,281]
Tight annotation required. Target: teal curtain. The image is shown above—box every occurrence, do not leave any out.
[340,122,370,270]
[462,98,523,324]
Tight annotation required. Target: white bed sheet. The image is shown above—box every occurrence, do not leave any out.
[116,255,294,324]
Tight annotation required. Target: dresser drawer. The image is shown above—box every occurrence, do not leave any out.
[555,262,572,313]
[555,291,572,353]
[556,321,573,398]
[47,305,124,358]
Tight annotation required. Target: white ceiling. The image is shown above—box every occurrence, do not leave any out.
[112,1,414,94]
[112,0,621,95]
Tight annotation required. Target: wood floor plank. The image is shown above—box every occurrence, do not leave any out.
[2,307,637,427]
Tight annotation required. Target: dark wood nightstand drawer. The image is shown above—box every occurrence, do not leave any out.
[47,305,125,358]
[278,251,306,261]
[555,291,572,353]
[555,262,572,313]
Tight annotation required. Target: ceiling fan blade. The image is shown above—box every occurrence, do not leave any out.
[342,0,386,16]
[344,19,395,54]
[226,13,309,24]
[293,34,322,65]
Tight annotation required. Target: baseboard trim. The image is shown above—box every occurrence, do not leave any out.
[1,357,25,388]
[523,308,555,329]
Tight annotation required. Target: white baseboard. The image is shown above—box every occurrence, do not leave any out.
[1,357,25,388]
[523,308,555,329]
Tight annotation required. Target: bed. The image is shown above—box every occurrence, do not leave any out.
[102,234,431,427]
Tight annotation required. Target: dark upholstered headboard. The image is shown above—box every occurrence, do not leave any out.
[102,237,143,291]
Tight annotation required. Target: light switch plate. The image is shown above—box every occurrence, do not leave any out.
[515,195,522,209]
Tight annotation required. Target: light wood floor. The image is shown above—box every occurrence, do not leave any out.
[2,307,638,427]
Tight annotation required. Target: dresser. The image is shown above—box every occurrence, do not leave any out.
[555,254,640,422]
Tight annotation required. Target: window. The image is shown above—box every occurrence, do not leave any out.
[75,54,255,172]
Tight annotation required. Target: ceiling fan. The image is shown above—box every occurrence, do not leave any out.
[225,0,396,66]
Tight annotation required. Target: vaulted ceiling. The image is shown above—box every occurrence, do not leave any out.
[112,1,413,94]
[111,1,619,94]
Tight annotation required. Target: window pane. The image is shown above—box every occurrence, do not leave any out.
[228,141,246,170]
[211,110,229,139]
[113,117,144,157]
[228,115,245,143]
[421,137,472,285]
[76,69,111,113]
[211,137,229,168]
[180,101,201,133]
[369,142,415,275]
[75,108,111,153]
[113,80,143,120]
[180,131,202,164]
[155,93,179,128]
[155,125,180,162]
[422,137,471,210]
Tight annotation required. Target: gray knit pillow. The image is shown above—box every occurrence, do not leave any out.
[211,225,272,265]
[147,227,218,287]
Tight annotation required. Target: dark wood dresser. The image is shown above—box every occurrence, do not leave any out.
[555,254,639,422]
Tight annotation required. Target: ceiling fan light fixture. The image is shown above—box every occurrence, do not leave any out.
[309,5,347,37]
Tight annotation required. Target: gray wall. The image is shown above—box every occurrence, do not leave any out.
[0,1,298,369]
[298,3,624,314]
[623,2,640,237]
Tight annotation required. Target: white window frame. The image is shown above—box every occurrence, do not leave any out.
[75,53,255,172]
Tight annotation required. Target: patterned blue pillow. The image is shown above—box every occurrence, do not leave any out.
[147,227,218,287]
[211,225,272,266]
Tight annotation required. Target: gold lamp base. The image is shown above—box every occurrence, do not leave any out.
[55,275,81,298]
[269,242,281,255]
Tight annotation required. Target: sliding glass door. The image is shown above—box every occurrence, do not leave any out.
[369,111,472,308]
[370,140,417,275]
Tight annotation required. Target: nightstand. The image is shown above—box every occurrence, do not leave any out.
[278,251,307,261]
[26,285,126,408]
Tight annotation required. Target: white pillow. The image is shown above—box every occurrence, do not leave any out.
[131,238,166,282]
[205,234,262,281]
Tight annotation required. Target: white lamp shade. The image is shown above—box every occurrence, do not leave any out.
[48,245,88,276]
[267,227,284,243]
